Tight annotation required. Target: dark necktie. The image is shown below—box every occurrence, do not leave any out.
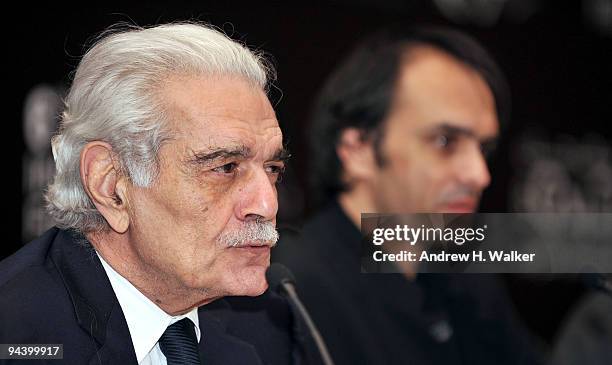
[159,318,203,365]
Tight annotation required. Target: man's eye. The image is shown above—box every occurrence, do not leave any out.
[265,164,286,183]
[434,134,456,149]
[212,162,238,174]
[266,165,285,174]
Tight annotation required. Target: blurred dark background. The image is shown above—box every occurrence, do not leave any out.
[6,0,612,350]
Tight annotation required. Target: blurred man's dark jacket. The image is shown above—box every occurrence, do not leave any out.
[550,292,612,365]
[274,201,542,365]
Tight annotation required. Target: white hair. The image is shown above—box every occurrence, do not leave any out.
[45,22,274,233]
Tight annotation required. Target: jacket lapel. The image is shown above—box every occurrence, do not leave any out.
[86,304,139,365]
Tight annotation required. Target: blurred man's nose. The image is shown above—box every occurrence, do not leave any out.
[235,168,278,222]
[457,144,491,192]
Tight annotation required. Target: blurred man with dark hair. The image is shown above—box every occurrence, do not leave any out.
[274,27,540,365]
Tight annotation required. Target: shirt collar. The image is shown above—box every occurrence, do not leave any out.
[97,252,201,363]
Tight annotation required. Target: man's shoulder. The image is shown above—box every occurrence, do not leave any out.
[301,202,351,242]
[275,201,359,279]
[0,227,60,290]
[0,228,87,343]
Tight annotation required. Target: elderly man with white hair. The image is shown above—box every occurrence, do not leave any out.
[0,22,296,365]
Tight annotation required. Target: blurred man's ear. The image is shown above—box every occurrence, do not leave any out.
[80,141,131,234]
[336,128,379,186]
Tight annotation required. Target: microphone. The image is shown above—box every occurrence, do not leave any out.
[266,263,335,365]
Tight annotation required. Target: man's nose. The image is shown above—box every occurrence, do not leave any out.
[235,168,278,222]
[456,144,491,191]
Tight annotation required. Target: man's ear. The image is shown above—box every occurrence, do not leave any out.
[336,128,379,185]
[80,141,130,234]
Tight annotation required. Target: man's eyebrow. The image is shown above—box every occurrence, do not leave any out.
[433,123,477,139]
[431,123,498,142]
[187,146,251,165]
[271,147,291,162]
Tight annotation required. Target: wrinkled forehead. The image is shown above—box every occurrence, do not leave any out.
[160,74,282,149]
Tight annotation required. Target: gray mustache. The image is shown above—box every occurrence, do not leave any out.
[217,221,279,248]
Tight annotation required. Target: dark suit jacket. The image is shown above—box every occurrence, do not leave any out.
[0,228,296,364]
[273,201,542,365]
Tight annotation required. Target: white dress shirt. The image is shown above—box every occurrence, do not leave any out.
[98,253,201,365]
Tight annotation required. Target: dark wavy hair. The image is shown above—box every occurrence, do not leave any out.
[308,26,510,208]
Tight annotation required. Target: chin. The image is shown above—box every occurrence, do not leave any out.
[241,280,269,296]
[227,265,269,297]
